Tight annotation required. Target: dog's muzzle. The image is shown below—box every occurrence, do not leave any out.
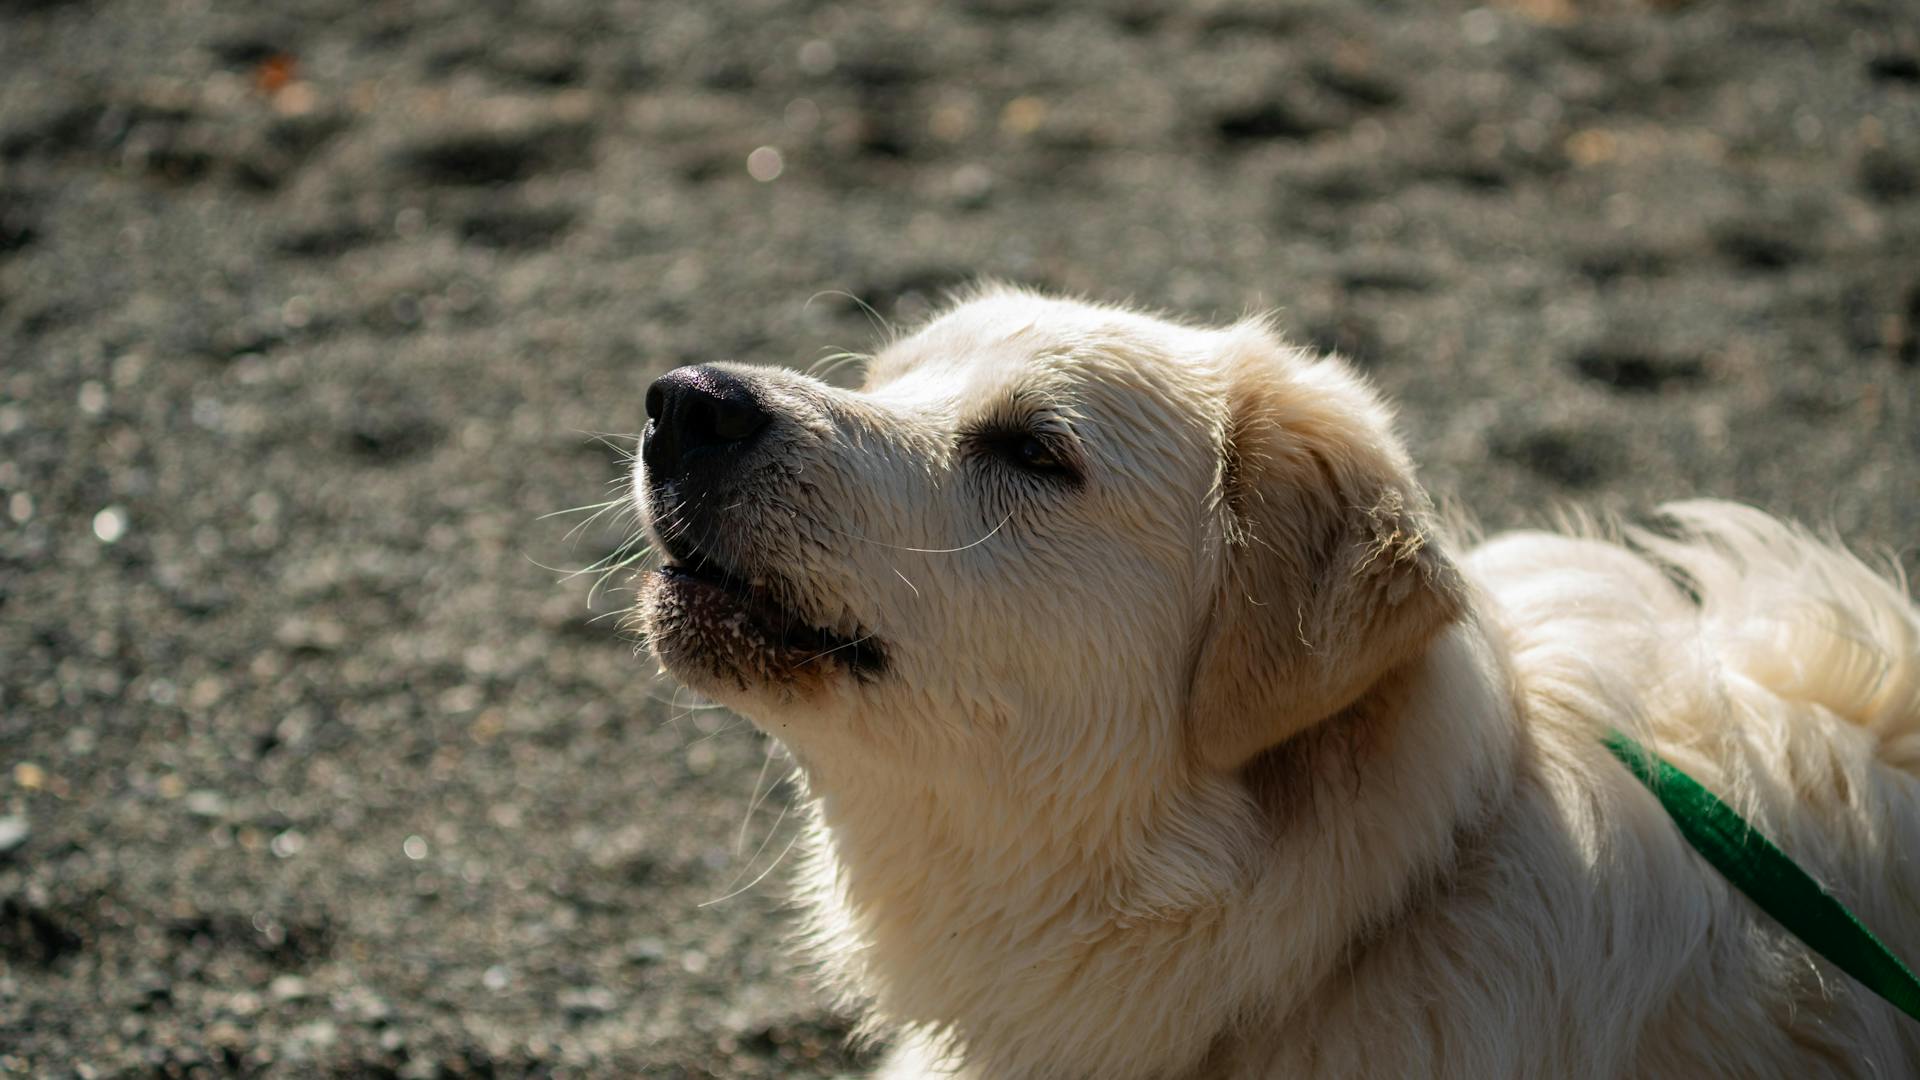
[634,364,886,690]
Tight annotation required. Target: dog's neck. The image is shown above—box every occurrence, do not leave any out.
[792,617,1522,1079]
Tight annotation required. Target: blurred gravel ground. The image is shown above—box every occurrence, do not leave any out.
[1,0,1917,1075]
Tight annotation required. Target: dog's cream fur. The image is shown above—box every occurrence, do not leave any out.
[633,289,1920,1078]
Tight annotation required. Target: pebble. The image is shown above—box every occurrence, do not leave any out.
[281,1019,338,1060]
[558,986,616,1018]
[268,974,311,1002]
[132,973,172,1010]
[0,815,28,856]
[337,986,393,1023]
[624,937,666,965]
[91,506,127,544]
[206,1021,247,1049]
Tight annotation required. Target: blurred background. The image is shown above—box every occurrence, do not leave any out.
[1,0,1916,1075]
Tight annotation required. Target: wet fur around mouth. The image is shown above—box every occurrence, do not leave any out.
[644,532,887,687]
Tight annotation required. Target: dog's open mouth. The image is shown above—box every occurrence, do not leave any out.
[641,538,885,688]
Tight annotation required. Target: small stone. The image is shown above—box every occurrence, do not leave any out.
[558,986,616,1018]
[338,986,393,1023]
[92,506,128,544]
[0,815,28,856]
[269,974,311,1002]
[624,937,666,965]
[685,743,717,776]
[275,616,347,653]
[949,164,995,208]
[206,1021,247,1048]
[291,1018,338,1050]
[184,790,228,818]
[746,145,784,182]
[133,972,172,1009]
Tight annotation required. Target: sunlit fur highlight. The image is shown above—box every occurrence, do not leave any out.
[632,288,1920,1078]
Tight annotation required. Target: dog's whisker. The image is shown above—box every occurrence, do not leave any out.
[659,680,731,731]
[583,541,652,611]
[797,633,875,669]
[735,737,783,857]
[698,815,803,909]
[537,497,626,522]
[637,684,726,712]
[805,289,895,345]
[573,429,642,462]
[827,510,1014,555]
[560,499,633,544]
[806,348,873,383]
[582,604,639,627]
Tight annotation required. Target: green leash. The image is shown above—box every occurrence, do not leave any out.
[1603,730,1920,1023]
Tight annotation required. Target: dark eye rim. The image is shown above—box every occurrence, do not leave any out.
[963,426,1083,485]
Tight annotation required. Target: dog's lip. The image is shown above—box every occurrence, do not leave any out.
[652,543,886,677]
[654,559,776,615]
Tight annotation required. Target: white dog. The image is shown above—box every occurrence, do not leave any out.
[630,288,1920,1078]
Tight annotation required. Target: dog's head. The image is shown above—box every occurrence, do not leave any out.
[632,288,1462,782]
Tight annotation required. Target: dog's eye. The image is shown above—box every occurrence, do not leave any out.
[970,429,1077,481]
[1013,436,1059,472]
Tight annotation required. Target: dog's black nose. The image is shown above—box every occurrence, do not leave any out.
[642,365,773,480]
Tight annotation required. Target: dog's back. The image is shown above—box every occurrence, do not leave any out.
[1473,500,1920,770]
[1640,501,1920,772]
[1461,500,1920,1075]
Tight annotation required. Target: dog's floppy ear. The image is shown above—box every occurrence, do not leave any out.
[1189,325,1465,772]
